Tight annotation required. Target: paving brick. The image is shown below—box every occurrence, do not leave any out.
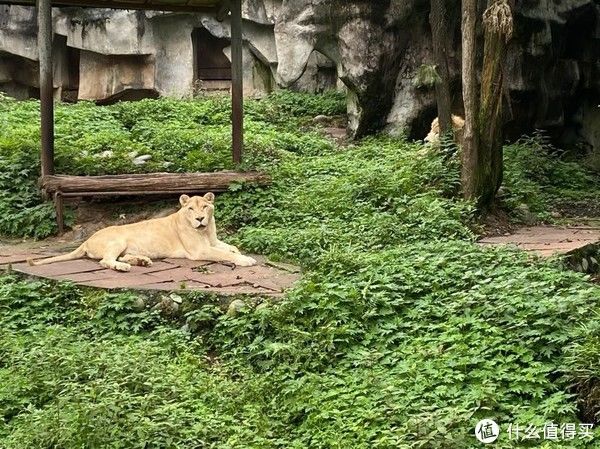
[200,263,238,273]
[163,258,213,269]
[55,271,115,283]
[185,270,247,287]
[263,260,301,273]
[143,268,188,283]
[81,274,163,289]
[127,261,179,274]
[239,270,300,292]
[13,259,102,277]
[253,275,301,293]
[0,253,51,265]
[478,226,600,257]
[0,246,300,295]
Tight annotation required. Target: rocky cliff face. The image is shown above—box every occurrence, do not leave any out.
[0,1,338,101]
[273,0,599,151]
[0,0,598,151]
[0,4,281,101]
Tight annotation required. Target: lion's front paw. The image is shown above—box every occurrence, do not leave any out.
[217,242,241,254]
[236,256,257,267]
[113,262,131,272]
[138,256,153,267]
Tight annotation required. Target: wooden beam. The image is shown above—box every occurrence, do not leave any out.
[230,0,243,164]
[40,172,270,195]
[37,0,54,177]
[2,0,219,13]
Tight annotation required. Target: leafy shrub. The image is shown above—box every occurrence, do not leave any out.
[246,90,347,122]
[1,245,599,447]
[217,135,472,265]
[503,133,599,217]
[0,146,60,238]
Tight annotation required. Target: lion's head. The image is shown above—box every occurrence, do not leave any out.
[178,193,215,229]
[424,115,466,145]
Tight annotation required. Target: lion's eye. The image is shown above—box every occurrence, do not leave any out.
[188,207,193,211]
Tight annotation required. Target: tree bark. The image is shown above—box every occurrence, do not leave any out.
[478,32,505,204]
[430,0,453,134]
[461,0,481,201]
[479,0,513,205]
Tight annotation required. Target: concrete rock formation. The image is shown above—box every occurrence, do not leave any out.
[0,0,598,152]
[0,2,339,102]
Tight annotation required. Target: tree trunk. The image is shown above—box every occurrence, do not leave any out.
[479,0,513,205]
[430,0,453,134]
[461,0,481,201]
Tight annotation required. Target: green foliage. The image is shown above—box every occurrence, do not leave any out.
[0,147,62,238]
[563,319,600,424]
[412,64,442,89]
[1,245,599,447]
[246,89,347,121]
[217,135,472,265]
[0,92,341,238]
[1,94,599,448]
[503,133,599,218]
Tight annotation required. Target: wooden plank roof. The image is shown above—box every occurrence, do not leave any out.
[0,0,224,12]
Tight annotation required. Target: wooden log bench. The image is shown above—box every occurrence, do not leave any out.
[40,171,270,234]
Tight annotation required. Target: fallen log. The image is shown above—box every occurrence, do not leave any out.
[39,171,271,234]
[40,171,270,195]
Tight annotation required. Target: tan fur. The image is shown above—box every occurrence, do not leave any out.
[28,193,256,272]
[424,114,466,146]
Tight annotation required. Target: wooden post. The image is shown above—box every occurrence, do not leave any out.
[230,0,243,164]
[37,0,55,177]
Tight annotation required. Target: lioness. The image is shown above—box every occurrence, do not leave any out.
[424,115,465,146]
[29,193,257,272]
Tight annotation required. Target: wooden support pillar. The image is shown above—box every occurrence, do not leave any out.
[37,0,54,177]
[230,0,243,164]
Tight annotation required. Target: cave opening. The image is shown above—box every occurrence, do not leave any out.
[191,27,232,93]
[54,35,81,102]
[556,3,598,155]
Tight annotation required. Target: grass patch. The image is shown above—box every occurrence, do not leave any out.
[0,91,344,238]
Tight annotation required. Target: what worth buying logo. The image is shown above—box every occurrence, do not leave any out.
[474,419,595,444]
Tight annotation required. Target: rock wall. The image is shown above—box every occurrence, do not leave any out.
[272,0,599,151]
[0,0,598,152]
[0,2,338,103]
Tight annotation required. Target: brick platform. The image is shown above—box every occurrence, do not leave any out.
[0,247,300,296]
[478,226,600,257]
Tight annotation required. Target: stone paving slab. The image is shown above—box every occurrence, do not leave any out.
[478,226,600,257]
[19,259,104,276]
[54,271,116,283]
[2,248,300,296]
[0,252,49,266]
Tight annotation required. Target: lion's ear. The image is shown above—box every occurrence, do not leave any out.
[204,192,215,203]
[179,194,190,207]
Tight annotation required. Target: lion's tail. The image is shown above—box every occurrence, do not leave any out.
[27,244,87,266]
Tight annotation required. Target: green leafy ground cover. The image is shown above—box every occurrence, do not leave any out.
[503,133,600,221]
[0,92,600,448]
[0,91,343,238]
